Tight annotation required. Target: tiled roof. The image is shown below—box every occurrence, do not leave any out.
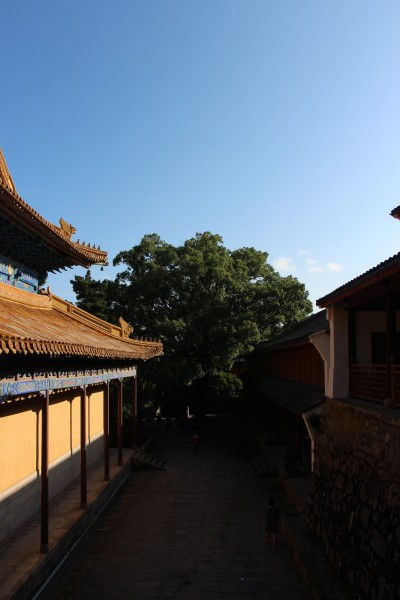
[316,252,400,307]
[0,283,163,360]
[250,375,324,415]
[253,310,328,353]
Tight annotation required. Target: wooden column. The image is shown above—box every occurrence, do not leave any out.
[117,379,123,465]
[40,390,50,553]
[104,382,110,481]
[296,417,302,464]
[348,306,356,392]
[132,376,137,449]
[348,307,356,362]
[385,293,396,405]
[80,385,87,508]
[283,407,288,445]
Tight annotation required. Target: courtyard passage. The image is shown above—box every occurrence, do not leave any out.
[38,418,309,599]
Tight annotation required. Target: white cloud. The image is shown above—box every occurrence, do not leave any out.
[327,262,344,272]
[297,248,344,275]
[298,249,321,272]
[274,257,296,273]
[307,262,344,274]
[276,249,344,279]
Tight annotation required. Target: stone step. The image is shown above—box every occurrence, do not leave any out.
[251,456,278,478]
[130,449,166,471]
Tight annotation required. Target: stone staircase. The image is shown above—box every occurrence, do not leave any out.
[130,448,166,471]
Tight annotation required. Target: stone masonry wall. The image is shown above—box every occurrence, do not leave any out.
[308,398,400,600]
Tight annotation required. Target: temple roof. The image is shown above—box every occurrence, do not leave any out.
[253,310,328,353]
[316,252,400,308]
[0,149,108,273]
[0,283,163,360]
[317,207,400,308]
[250,375,324,415]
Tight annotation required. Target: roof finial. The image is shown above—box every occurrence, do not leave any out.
[390,206,400,221]
[0,149,17,194]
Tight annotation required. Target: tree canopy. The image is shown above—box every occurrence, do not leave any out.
[72,232,312,415]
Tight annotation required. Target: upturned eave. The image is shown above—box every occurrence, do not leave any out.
[0,181,108,269]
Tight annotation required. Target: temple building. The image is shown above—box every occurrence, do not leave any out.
[245,310,328,473]
[0,149,163,551]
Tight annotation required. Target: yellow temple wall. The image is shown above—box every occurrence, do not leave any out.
[49,391,80,464]
[0,386,105,544]
[88,389,103,441]
[0,397,39,491]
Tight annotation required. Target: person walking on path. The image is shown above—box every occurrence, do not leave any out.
[264,496,280,550]
[192,433,201,454]
[36,424,311,599]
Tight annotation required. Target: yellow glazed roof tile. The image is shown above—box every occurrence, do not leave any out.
[0,283,163,360]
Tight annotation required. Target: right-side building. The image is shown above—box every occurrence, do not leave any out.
[308,206,400,600]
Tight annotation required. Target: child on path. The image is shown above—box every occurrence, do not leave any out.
[192,433,201,454]
[264,497,280,550]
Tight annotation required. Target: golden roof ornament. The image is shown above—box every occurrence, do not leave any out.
[0,148,17,194]
[119,317,133,338]
[58,217,76,240]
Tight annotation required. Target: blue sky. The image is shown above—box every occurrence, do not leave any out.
[2,1,400,310]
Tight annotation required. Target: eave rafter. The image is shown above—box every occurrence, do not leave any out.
[0,333,163,360]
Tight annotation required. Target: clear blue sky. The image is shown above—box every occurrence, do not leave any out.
[2,1,400,310]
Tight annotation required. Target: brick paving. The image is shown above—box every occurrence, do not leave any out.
[37,420,310,599]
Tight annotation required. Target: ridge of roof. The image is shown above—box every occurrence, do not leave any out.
[317,251,400,307]
[254,310,328,353]
[250,375,324,415]
[0,281,52,308]
[51,294,162,348]
[317,207,400,307]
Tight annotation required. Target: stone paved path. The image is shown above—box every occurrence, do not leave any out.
[38,420,309,599]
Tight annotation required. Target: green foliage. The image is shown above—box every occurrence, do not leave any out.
[72,271,118,323]
[72,232,312,414]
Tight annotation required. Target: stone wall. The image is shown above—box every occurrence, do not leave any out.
[308,398,400,600]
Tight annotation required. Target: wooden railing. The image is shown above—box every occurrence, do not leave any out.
[350,362,400,406]
[392,364,400,406]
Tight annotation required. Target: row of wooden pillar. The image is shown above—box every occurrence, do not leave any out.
[40,376,137,553]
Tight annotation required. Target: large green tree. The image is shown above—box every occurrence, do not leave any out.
[72,232,312,414]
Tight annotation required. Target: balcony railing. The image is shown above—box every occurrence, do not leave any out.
[350,362,400,406]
